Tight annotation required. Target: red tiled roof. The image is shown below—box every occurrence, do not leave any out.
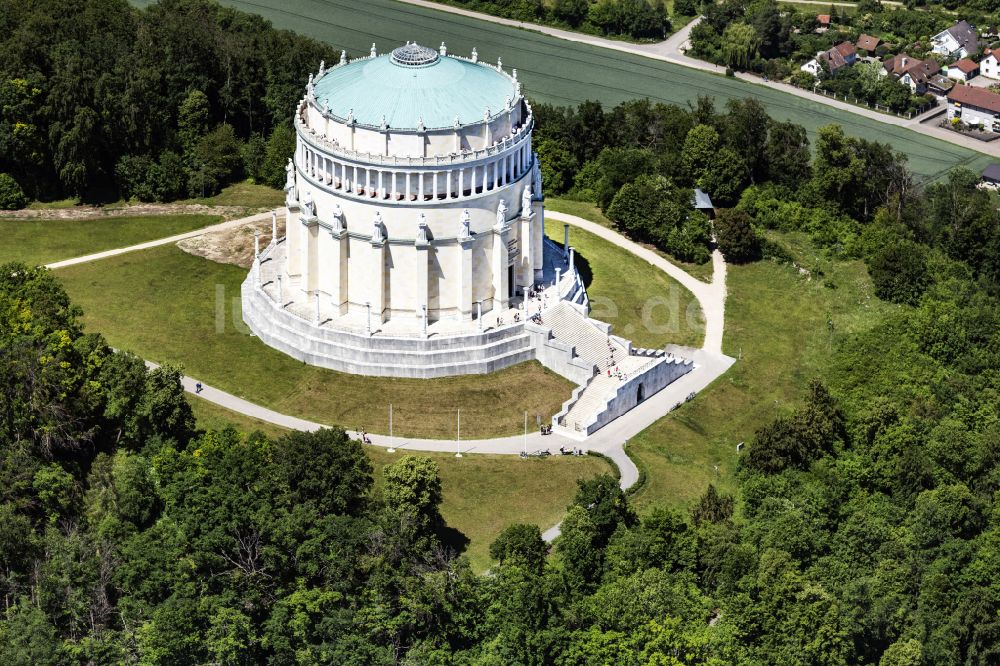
[821,48,848,70]
[948,84,1000,114]
[951,58,979,73]
[817,14,830,24]
[857,34,880,51]
[835,41,856,57]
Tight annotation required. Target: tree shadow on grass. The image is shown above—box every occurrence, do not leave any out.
[438,524,471,555]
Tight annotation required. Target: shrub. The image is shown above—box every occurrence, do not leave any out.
[714,208,761,263]
[0,173,28,210]
[867,238,930,305]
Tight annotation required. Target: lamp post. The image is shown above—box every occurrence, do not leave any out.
[563,223,569,260]
[523,410,527,457]
[387,404,395,453]
[271,210,278,244]
[277,275,283,304]
[456,409,462,457]
[315,292,321,324]
[421,304,428,338]
[254,229,261,259]
[476,300,483,332]
[365,301,371,335]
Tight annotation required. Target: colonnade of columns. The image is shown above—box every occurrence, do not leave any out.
[281,197,543,327]
[298,139,533,202]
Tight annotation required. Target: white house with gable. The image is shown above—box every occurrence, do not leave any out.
[981,48,999,79]
[932,20,979,59]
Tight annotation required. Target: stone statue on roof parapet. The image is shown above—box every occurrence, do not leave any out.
[496,199,507,229]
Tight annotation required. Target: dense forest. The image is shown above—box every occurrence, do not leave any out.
[0,0,335,205]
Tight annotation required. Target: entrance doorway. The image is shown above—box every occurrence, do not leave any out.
[637,383,645,402]
[508,265,514,297]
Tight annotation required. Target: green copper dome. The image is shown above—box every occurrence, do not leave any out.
[313,44,518,130]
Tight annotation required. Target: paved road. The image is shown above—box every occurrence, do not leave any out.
[391,0,998,158]
[51,209,735,539]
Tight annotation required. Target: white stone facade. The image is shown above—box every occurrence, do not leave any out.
[280,46,543,325]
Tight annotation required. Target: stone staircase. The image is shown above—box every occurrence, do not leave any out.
[559,355,652,433]
[544,302,625,367]
[561,372,617,431]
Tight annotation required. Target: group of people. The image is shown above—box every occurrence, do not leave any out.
[558,446,584,456]
[357,427,372,445]
[605,340,627,381]
[607,366,628,382]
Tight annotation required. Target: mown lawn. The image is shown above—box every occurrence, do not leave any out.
[627,232,897,511]
[180,182,286,209]
[127,0,995,182]
[547,197,716,282]
[187,395,610,571]
[0,215,222,267]
[56,244,574,439]
[546,215,704,349]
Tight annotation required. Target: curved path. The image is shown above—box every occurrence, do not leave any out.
[47,208,735,537]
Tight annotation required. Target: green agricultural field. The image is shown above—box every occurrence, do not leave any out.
[55,244,574,439]
[627,231,896,511]
[545,216,705,348]
[187,395,611,571]
[0,214,222,267]
[128,0,993,182]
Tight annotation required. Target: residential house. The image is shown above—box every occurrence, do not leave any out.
[980,48,999,78]
[819,42,857,74]
[980,163,1000,188]
[800,58,822,77]
[833,41,857,65]
[883,54,941,94]
[856,34,881,55]
[928,74,956,98]
[947,84,1000,131]
[931,20,979,59]
[816,14,830,33]
[948,58,980,81]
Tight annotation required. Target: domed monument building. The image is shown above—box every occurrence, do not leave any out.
[242,42,693,437]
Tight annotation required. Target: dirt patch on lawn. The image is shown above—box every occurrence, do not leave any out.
[6,202,257,221]
[177,217,286,268]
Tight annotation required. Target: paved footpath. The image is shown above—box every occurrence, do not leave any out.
[392,1,998,158]
[51,210,735,539]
